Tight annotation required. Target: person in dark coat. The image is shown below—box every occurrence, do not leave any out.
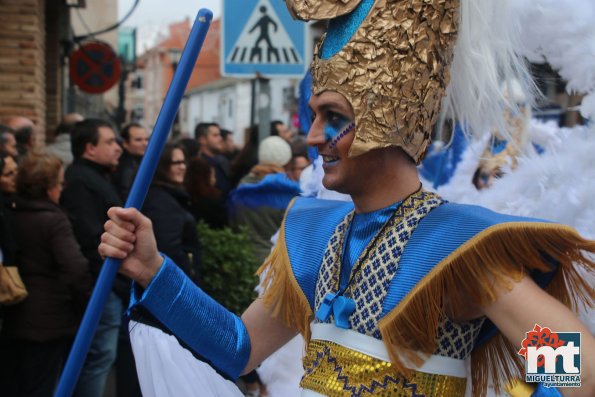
[143,143,201,284]
[185,156,228,229]
[0,152,91,397]
[195,122,233,197]
[0,151,17,332]
[59,119,124,397]
[112,123,149,397]
[112,123,149,201]
[229,136,301,264]
[231,124,259,187]
[0,151,17,267]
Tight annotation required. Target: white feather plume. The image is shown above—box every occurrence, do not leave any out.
[435,120,595,239]
[512,0,595,119]
[443,0,534,141]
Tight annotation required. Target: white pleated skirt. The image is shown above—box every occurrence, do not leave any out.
[129,321,244,397]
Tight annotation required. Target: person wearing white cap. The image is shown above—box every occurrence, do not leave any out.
[229,135,301,397]
[228,135,300,264]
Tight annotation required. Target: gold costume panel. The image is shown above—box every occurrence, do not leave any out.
[301,339,467,396]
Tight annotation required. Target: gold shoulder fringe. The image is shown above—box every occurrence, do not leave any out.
[257,198,313,342]
[378,222,595,397]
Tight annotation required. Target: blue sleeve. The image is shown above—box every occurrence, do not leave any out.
[130,255,251,380]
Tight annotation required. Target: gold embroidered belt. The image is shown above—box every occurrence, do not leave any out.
[300,325,467,397]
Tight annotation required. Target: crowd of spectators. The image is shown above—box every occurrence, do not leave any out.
[0,114,308,397]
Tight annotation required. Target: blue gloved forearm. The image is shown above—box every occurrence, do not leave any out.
[130,255,251,380]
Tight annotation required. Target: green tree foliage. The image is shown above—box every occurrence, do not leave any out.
[197,221,261,315]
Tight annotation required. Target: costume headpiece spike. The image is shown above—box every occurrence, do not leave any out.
[287,0,362,20]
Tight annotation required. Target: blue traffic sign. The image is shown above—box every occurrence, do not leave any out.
[222,0,307,77]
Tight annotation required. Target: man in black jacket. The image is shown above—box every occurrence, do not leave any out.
[60,119,123,397]
[112,122,149,201]
[195,122,233,196]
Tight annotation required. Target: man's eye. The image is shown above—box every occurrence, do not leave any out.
[327,111,348,129]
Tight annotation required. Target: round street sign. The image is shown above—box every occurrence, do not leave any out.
[70,41,122,94]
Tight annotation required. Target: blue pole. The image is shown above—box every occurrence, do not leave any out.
[54,9,213,397]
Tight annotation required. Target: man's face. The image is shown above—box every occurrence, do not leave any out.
[86,127,122,167]
[1,133,18,157]
[307,91,378,195]
[0,156,17,194]
[123,126,149,156]
[275,123,295,143]
[201,126,223,154]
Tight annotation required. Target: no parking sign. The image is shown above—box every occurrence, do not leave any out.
[70,41,122,94]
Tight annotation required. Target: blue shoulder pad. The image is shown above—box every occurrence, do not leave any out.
[381,203,552,317]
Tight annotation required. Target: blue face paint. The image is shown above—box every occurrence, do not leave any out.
[322,112,353,143]
[328,122,355,150]
[324,124,340,142]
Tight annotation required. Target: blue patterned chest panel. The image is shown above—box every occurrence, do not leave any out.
[284,197,354,310]
[380,203,551,359]
[314,190,444,339]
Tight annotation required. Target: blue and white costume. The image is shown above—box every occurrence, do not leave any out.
[128,188,593,396]
[125,0,595,395]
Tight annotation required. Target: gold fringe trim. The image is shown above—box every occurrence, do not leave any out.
[257,198,313,342]
[378,222,595,397]
[505,378,536,397]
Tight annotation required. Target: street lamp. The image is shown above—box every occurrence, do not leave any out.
[168,48,183,138]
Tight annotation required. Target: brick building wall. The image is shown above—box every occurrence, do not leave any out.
[44,2,65,138]
[0,0,47,137]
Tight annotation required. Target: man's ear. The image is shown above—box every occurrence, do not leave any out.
[85,142,96,158]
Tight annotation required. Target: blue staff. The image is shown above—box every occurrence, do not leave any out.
[54,9,213,397]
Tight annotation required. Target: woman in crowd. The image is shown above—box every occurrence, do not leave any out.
[143,143,201,284]
[185,156,228,229]
[0,152,91,397]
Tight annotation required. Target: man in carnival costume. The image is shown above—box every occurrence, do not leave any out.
[99,1,594,396]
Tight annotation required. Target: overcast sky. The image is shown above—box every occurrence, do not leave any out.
[119,0,222,28]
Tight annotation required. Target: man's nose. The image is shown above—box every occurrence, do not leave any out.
[306,123,325,147]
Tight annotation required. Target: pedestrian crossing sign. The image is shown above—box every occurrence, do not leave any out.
[222,0,307,77]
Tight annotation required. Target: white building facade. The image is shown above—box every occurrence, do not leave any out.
[182,77,300,146]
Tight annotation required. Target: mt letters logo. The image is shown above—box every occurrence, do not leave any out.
[518,324,581,388]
